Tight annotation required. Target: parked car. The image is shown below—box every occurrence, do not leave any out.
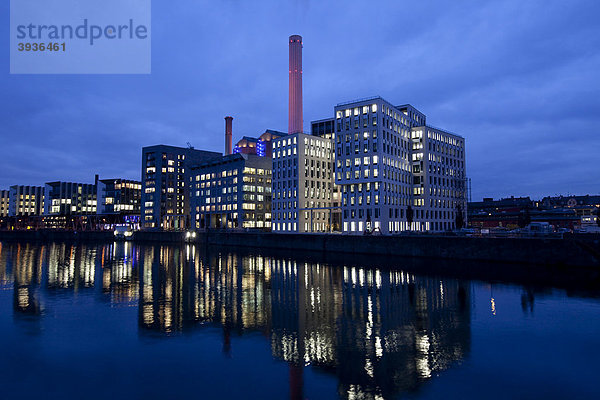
[114,226,133,240]
[184,230,197,242]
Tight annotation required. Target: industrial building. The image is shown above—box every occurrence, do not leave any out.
[289,35,303,135]
[271,34,342,233]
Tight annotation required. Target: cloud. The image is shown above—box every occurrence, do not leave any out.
[0,0,598,201]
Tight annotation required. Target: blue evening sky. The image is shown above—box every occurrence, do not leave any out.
[1,0,598,201]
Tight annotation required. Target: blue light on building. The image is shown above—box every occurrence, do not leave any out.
[257,141,266,157]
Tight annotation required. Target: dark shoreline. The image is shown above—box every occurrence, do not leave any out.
[1,230,599,293]
[1,229,598,268]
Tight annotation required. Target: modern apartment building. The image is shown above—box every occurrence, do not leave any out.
[141,145,221,230]
[190,153,272,229]
[9,185,44,216]
[0,190,9,217]
[333,96,466,234]
[96,179,141,215]
[43,181,97,216]
[272,132,338,233]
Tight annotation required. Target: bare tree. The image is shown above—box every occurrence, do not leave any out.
[406,206,414,231]
[455,204,465,230]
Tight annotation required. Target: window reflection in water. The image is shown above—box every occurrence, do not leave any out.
[137,244,472,399]
[100,241,139,305]
[2,242,472,399]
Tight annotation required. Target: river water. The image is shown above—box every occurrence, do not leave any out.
[0,241,598,399]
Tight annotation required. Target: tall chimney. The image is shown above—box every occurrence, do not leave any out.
[288,35,303,134]
[225,116,233,155]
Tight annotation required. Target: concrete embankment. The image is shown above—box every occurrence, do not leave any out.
[1,230,599,268]
[0,229,114,243]
[185,231,600,269]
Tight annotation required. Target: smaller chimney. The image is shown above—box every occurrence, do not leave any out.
[225,116,233,155]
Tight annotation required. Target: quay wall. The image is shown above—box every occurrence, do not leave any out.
[1,230,598,268]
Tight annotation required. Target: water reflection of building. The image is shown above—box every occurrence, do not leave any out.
[46,243,96,290]
[138,246,272,336]
[100,242,139,304]
[0,241,471,399]
[0,242,12,290]
[0,243,45,313]
[268,262,471,399]
[137,246,471,399]
[0,242,141,315]
[335,269,470,398]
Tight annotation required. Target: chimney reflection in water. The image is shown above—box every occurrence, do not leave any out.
[1,242,471,400]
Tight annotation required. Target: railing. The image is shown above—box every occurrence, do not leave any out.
[425,124,463,138]
[336,96,382,107]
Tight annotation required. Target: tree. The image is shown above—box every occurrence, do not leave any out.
[518,208,531,229]
[455,204,465,230]
[406,206,414,230]
[524,208,532,226]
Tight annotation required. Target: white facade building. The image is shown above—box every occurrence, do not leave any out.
[411,126,467,232]
[271,133,337,233]
[333,96,466,234]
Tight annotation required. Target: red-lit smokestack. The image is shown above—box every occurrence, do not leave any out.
[225,116,233,155]
[288,35,303,134]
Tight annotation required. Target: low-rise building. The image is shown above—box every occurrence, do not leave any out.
[541,195,600,217]
[0,190,9,217]
[190,153,272,229]
[9,185,44,216]
[96,178,142,229]
[468,197,534,215]
[97,179,141,215]
[44,181,97,216]
[42,180,97,229]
